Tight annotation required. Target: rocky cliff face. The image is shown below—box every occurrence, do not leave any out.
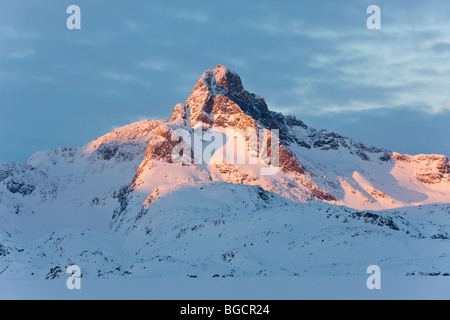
[394,153,450,184]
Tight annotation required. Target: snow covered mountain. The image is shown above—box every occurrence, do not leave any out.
[2,183,450,280]
[1,65,449,280]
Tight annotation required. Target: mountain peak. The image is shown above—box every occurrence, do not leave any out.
[173,65,289,137]
[210,64,244,94]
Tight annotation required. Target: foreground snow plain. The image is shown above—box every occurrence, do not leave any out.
[2,277,449,300]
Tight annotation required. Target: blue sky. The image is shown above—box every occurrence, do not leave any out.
[1,0,450,162]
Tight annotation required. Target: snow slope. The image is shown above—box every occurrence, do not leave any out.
[0,65,449,281]
[1,183,449,280]
[127,64,450,212]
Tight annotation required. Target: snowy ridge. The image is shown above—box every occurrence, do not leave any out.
[1,65,450,279]
[128,65,450,211]
[1,183,449,279]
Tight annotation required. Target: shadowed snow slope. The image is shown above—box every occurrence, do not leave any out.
[1,183,450,279]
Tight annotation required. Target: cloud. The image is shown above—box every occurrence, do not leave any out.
[104,72,151,87]
[0,70,53,83]
[0,25,19,40]
[138,59,173,71]
[77,32,118,46]
[174,11,210,23]
[243,18,305,37]
[263,22,450,116]
[0,25,39,40]
[104,72,137,82]
[8,48,36,59]
[125,20,138,32]
[429,102,450,114]
[232,1,450,116]
[431,42,450,53]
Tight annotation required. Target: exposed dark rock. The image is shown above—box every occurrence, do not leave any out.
[6,180,35,196]
[45,266,63,280]
[111,185,130,222]
[256,186,270,203]
[295,138,312,149]
[285,115,308,130]
[313,132,341,151]
[312,188,337,201]
[379,152,392,162]
[355,150,370,161]
[350,211,400,231]
[431,234,449,240]
[96,144,119,160]
[0,244,9,257]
